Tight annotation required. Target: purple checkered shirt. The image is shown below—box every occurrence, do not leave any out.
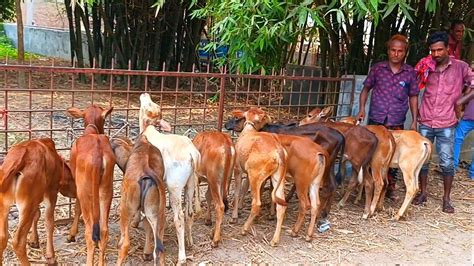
[363,61,419,126]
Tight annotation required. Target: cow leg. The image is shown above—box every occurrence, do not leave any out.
[370,165,386,216]
[44,192,59,264]
[117,184,137,265]
[0,201,10,266]
[354,183,364,204]
[362,167,374,219]
[291,184,309,237]
[285,185,296,202]
[142,218,154,261]
[307,181,322,242]
[27,208,40,248]
[98,188,113,266]
[394,166,418,220]
[185,175,195,248]
[169,189,187,264]
[204,187,212,226]
[231,168,242,224]
[208,178,224,247]
[194,173,202,214]
[14,202,39,266]
[67,200,81,242]
[269,165,287,247]
[338,166,360,208]
[239,176,249,209]
[241,174,265,236]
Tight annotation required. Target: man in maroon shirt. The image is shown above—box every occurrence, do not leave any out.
[414,31,474,213]
[448,20,464,60]
[356,34,419,200]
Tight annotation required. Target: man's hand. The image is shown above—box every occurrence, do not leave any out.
[410,121,417,131]
[356,110,365,122]
[455,103,464,119]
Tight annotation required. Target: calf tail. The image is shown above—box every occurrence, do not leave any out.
[0,148,27,191]
[222,146,236,213]
[271,152,288,207]
[138,175,157,211]
[91,156,102,243]
[92,223,100,242]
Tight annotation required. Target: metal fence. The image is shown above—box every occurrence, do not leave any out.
[0,62,355,218]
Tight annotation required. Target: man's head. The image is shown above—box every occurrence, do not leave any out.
[386,34,408,65]
[449,20,465,42]
[428,31,450,65]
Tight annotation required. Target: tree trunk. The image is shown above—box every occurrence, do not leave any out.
[64,0,76,64]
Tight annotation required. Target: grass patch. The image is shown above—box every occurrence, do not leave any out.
[0,23,39,60]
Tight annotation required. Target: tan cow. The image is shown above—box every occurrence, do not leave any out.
[232,107,288,246]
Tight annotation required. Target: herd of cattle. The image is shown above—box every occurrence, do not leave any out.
[0,93,433,265]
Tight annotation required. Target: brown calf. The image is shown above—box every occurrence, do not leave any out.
[337,117,432,220]
[232,107,288,246]
[0,138,75,265]
[193,131,235,247]
[273,134,328,241]
[116,134,166,265]
[300,107,379,219]
[67,105,115,266]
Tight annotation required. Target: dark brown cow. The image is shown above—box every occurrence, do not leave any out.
[0,138,75,265]
[67,105,115,266]
[299,107,379,219]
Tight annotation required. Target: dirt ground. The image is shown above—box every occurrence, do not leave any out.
[2,164,473,265]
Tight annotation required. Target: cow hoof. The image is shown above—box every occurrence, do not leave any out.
[392,215,402,221]
[178,258,187,265]
[241,229,248,236]
[305,235,313,242]
[205,219,212,226]
[337,202,344,209]
[290,231,298,238]
[130,221,140,228]
[211,240,219,248]
[143,253,153,261]
[270,240,279,247]
[230,218,238,224]
[362,213,369,219]
[46,256,57,265]
[66,235,76,243]
[28,241,40,249]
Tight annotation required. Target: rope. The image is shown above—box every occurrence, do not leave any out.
[182,127,199,139]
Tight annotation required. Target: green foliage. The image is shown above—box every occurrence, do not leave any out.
[191,0,325,73]
[0,0,15,22]
[0,24,38,60]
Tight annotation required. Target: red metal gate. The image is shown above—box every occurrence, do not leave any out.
[0,62,355,218]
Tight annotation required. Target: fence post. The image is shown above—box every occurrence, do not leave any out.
[217,65,227,131]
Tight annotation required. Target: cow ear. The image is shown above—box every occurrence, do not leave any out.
[231,109,245,118]
[308,107,321,118]
[159,119,172,132]
[264,114,272,123]
[102,106,114,119]
[67,107,84,118]
[321,106,334,117]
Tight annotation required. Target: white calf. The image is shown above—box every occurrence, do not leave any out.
[139,93,201,264]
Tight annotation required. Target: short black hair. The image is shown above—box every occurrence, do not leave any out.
[450,19,464,30]
[427,31,449,47]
